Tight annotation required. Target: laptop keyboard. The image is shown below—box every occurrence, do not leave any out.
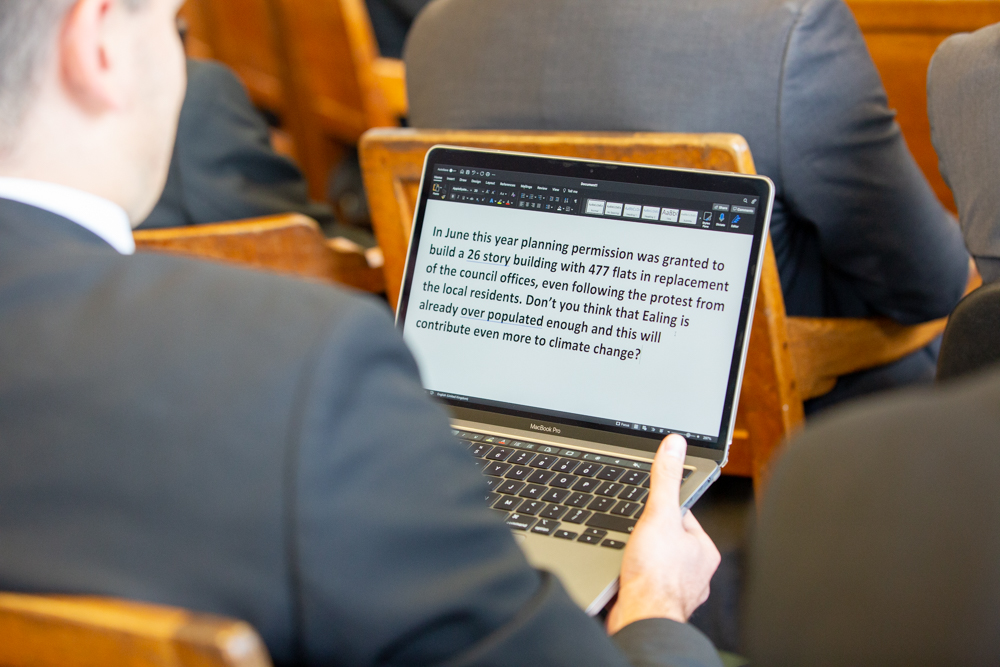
[456,430,694,551]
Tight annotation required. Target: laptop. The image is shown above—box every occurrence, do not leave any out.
[395,146,774,614]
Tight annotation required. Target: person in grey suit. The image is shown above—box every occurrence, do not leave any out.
[0,1,724,665]
[405,0,972,411]
[928,22,1000,286]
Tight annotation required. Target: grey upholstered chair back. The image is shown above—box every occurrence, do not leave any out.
[937,282,1000,381]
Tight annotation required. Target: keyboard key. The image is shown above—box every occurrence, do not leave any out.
[509,450,536,465]
[504,465,532,481]
[601,539,627,550]
[597,466,625,481]
[683,467,694,481]
[541,488,570,504]
[620,471,648,486]
[564,508,592,524]
[469,443,493,458]
[530,454,558,469]
[553,458,580,473]
[535,445,561,455]
[586,513,637,534]
[486,447,514,461]
[484,477,502,490]
[519,500,545,515]
[588,497,616,512]
[565,492,593,508]
[549,474,577,489]
[575,462,602,477]
[484,462,511,477]
[634,505,644,519]
[491,509,509,520]
[494,496,522,512]
[578,533,602,544]
[497,480,525,495]
[620,485,648,502]
[595,482,624,497]
[540,504,569,520]
[583,528,607,539]
[527,470,555,485]
[612,501,640,517]
[572,478,600,493]
[462,432,484,441]
[531,519,561,536]
[472,459,485,470]
[554,530,578,540]
[485,491,501,506]
[518,484,547,499]
[505,513,537,531]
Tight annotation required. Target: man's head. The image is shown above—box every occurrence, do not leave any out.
[0,0,186,224]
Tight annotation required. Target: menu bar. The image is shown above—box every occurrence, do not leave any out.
[430,164,757,236]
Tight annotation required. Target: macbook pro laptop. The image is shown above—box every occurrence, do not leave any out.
[396,146,774,614]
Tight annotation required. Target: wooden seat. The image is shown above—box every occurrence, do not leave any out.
[358,128,951,490]
[847,0,1000,212]
[265,0,408,200]
[0,592,271,667]
[133,213,385,294]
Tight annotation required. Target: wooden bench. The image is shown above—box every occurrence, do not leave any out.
[134,213,385,294]
[359,128,950,490]
[0,592,271,667]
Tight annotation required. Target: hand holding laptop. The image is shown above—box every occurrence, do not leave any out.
[606,435,721,633]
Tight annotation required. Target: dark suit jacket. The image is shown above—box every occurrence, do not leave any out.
[928,23,1000,285]
[0,198,721,667]
[405,0,970,406]
[366,0,432,59]
[746,363,1000,665]
[139,60,335,232]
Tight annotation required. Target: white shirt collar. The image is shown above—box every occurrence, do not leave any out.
[0,177,135,255]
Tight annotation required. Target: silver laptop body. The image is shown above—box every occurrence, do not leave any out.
[396,146,774,614]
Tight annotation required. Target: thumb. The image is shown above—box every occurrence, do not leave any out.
[644,434,687,518]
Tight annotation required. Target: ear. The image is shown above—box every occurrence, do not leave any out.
[60,0,124,113]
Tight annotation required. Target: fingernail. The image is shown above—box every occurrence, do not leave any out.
[665,434,685,460]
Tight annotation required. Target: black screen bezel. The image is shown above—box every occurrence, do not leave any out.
[396,146,773,461]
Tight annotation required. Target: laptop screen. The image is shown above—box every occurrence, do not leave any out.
[398,147,772,455]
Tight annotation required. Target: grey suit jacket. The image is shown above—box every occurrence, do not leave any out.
[745,362,1000,665]
[0,199,721,667]
[406,0,969,324]
[928,23,1000,285]
[139,60,335,232]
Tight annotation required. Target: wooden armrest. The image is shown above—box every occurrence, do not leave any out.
[788,264,982,400]
[134,214,385,294]
[0,593,271,667]
[372,58,408,119]
[786,316,947,400]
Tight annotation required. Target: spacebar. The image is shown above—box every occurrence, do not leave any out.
[585,513,636,534]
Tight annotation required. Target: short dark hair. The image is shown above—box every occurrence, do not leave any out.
[0,0,151,152]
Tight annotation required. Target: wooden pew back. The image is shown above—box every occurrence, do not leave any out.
[266,0,408,200]
[0,593,271,667]
[358,128,801,485]
[358,128,955,488]
[133,213,385,294]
